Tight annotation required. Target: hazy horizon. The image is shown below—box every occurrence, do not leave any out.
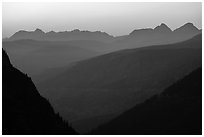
[2,2,202,135]
[3,2,202,38]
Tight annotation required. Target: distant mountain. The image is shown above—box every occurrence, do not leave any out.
[115,23,201,49]
[174,23,200,35]
[38,34,202,133]
[90,67,202,135]
[5,23,201,47]
[129,22,200,37]
[7,29,115,43]
[2,49,78,135]
[154,23,172,33]
[3,23,201,77]
[172,23,201,42]
[129,23,172,36]
[40,34,201,89]
[3,23,202,134]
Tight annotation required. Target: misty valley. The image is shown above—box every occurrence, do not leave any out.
[2,22,202,135]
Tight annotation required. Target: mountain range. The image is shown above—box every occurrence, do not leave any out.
[2,23,202,134]
[37,33,202,133]
[3,23,201,77]
[5,23,201,45]
[6,29,115,42]
[115,23,201,49]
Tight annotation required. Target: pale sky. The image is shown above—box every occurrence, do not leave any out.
[2,2,202,38]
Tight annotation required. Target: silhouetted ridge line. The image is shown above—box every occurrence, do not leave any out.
[6,22,201,43]
[8,28,115,42]
[90,67,202,135]
[2,49,78,135]
[174,23,199,32]
[154,23,172,33]
[37,33,201,134]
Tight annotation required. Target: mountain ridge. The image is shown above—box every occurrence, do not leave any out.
[8,29,115,42]
[5,23,201,43]
[90,67,202,135]
[37,34,201,133]
[2,49,78,135]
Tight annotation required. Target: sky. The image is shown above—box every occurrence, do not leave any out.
[2,2,202,38]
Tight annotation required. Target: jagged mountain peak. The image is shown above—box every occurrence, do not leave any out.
[183,22,195,27]
[7,23,201,42]
[34,28,45,33]
[154,23,172,32]
[130,23,172,35]
[9,28,114,42]
[71,29,80,32]
[174,22,199,33]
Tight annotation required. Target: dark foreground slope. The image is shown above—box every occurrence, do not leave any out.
[2,49,78,135]
[91,67,202,135]
[38,34,202,133]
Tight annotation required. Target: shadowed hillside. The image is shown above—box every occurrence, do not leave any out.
[3,23,202,134]
[38,34,202,133]
[2,49,78,135]
[41,34,201,89]
[2,40,101,76]
[90,67,202,135]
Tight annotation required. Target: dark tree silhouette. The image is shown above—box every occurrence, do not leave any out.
[2,49,78,135]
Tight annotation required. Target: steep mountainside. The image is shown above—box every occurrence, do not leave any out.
[91,67,202,135]
[2,49,78,135]
[38,34,202,133]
